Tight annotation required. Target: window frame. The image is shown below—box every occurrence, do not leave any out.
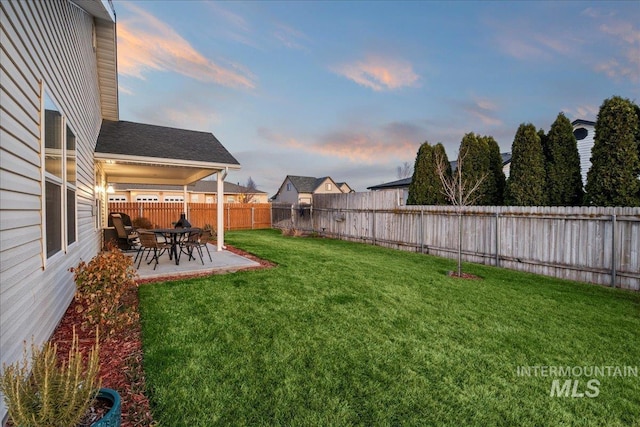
[41,86,77,265]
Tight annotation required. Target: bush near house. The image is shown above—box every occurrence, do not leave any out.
[71,244,139,337]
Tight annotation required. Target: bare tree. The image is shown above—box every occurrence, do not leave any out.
[435,148,486,277]
[396,161,413,179]
[239,177,258,203]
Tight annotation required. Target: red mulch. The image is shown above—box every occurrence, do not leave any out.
[49,245,272,426]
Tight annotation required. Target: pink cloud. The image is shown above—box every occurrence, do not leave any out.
[259,123,420,163]
[332,55,420,91]
[117,2,255,89]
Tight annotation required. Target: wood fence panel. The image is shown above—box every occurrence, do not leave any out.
[108,202,271,231]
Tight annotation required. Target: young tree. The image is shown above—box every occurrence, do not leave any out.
[586,96,640,206]
[239,177,258,203]
[544,112,584,206]
[435,147,486,276]
[483,135,506,205]
[505,123,546,206]
[407,142,447,205]
[396,161,413,179]
[459,133,490,205]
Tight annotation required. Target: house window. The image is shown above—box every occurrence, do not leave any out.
[108,195,127,202]
[43,91,76,258]
[163,196,184,202]
[326,183,332,191]
[286,183,291,191]
[135,195,159,202]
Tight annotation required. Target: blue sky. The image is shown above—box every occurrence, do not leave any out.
[114,1,640,196]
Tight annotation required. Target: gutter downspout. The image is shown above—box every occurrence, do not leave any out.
[217,167,228,251]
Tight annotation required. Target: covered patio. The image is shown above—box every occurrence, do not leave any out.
[95,119,241,251]
[128,241,261,281]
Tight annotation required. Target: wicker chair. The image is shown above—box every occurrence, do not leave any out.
[111,213,139,250]
[136,231,171,270]
[178,229,207,265]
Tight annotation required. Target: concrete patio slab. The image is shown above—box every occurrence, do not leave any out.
[128,243,261,281]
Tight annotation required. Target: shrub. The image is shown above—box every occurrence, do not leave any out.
[71,243,138,337]
[132,217,153,229]
[202,224,217,241]
[0,328,100,427]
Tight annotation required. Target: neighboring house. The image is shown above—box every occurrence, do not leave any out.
[572,119,595,186]
[336,182,355,194]
[369,152,512,203]
[0,1,240,422]
[367,178,412,205]
[109,181,269,204]
[272,175,348,204]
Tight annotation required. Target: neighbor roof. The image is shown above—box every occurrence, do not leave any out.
[367,177,412,190]
[287,175,330,193]
[96,120,240,166]
[572,119,596,127]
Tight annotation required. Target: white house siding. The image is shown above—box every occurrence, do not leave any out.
[275,177,300,204]
[1,0,107,421]
[574,123,595,186]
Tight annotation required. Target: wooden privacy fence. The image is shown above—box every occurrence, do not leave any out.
[273,192,640,290]
[108,202,272,230]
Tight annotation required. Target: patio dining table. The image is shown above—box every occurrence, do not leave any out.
[149,228,195,265]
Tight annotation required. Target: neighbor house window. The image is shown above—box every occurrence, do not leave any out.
[43,91,76,258]
[108,195,127,202]
[135,195,159,202]
[286,183,291,191]
[163,196,184,202]
[326,183,332,191]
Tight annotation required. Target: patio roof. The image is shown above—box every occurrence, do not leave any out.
[95,120,241,185]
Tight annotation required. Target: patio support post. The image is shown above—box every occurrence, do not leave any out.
[217,170,225,251]
[183,185,188,217]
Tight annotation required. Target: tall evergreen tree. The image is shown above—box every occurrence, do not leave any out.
[585,96,640,206]
[407,141,447,205]
[459,133,491,205]
[482,135,506,205]
[505,123,546,206]
[544,113,584,206]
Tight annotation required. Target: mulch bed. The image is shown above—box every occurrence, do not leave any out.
[49,245,273,426]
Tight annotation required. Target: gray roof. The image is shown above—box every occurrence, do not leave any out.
[287,175,330,193]
[367,177,411,190]
[96,120,240,166]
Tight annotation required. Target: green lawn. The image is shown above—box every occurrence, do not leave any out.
[139,229,640,426]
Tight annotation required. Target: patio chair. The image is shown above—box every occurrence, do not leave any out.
[199,228,213,262]
[111,213,139,250]
[136,231,171,270]
[178,229,206,265]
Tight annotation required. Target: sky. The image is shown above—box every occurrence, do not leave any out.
[113,0,640,196]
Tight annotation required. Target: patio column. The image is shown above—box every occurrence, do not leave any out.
[217,170,224,251]
[183,185,188,218]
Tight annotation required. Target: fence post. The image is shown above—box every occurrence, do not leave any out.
[251,206,255,229]
[139,204,143,219]
[420,208,424,253]
[611,213,617,288]
[495,211,500,267]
